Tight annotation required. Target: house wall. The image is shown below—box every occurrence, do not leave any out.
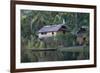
[76,37,84,45]
[38,32,57,38]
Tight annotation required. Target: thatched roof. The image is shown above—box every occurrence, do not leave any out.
[38,24,69,33]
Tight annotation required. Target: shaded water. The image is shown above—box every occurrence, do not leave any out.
[21,48,89,63]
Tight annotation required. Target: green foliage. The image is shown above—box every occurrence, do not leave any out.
[55,32,75,47]
[65,33,75,46]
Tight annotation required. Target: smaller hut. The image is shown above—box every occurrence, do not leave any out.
[76,26,88,45]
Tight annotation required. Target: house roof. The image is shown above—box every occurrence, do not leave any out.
[77,27,87,34]
[38,24,68,33]
[71,26,88,36]
[75,26,88,37]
